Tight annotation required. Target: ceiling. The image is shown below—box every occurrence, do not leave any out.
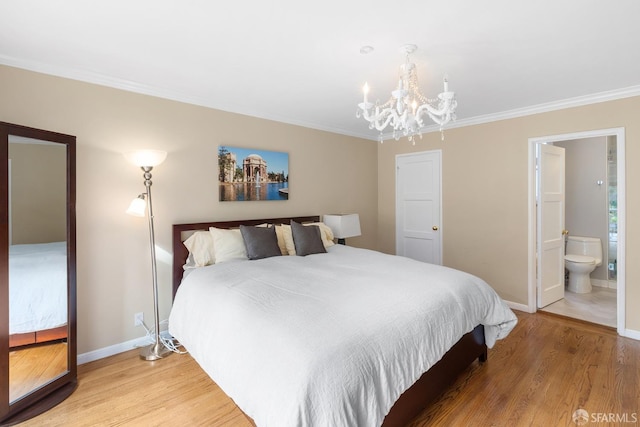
[2,1,640,141]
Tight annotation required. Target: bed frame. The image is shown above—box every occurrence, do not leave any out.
[9,326,67,348]
[171,216,488,427]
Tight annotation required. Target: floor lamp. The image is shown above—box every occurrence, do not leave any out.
[125,149,172,361]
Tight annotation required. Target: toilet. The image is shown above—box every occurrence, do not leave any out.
[564,236,602,293]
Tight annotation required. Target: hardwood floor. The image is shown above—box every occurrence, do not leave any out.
[18,311,640,426]
[408,312,638,426]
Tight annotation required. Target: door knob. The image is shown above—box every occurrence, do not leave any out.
[432,226,439,231]
[562,229,569,236]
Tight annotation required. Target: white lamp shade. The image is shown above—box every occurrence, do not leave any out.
[323,214,361,239]
[126,196,147,217]
[124,149,167,167]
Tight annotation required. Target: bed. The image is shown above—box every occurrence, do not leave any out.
[9,241,68,348]
[169,216,517,426]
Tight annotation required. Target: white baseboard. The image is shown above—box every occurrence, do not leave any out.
[591,279,617,289]
[78,311,638,366]
[77,336,151,365]
[505,300,532,313]
[622,328,640,341]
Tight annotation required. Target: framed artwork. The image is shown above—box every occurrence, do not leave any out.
[218,146,289,201]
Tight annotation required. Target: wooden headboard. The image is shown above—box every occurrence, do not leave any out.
[172,215,320,299]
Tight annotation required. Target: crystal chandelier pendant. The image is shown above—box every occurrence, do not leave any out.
[357,44,457,144]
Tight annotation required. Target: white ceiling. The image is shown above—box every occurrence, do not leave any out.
[2,0,640,141]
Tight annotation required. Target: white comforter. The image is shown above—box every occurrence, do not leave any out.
[9,242,68,334]
[169,245,517,427]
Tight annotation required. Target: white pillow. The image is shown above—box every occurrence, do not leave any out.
[209,227,248,263]
[183,231,216,267]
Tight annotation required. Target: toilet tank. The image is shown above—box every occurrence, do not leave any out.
[566,236,602,264]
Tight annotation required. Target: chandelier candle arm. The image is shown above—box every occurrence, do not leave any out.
[416,93,456,122]
[364,106,399,133]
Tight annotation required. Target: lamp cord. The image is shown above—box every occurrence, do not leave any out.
[137,318,188,354]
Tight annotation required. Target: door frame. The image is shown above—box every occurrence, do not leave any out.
[527,127,626,335]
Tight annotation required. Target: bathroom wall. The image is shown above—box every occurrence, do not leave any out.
[556,137,608,281]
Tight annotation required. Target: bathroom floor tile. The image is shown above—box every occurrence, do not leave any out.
[540,286,616,327]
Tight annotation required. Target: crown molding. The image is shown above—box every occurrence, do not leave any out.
[376,85,640,142]
[1,54,370,139]
[2,54,639,143]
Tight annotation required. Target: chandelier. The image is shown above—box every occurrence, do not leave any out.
[356,44,457,144]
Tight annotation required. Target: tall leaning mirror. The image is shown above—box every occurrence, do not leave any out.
[0,122,76,425]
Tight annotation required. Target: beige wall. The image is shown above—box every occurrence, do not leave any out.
[377,97,640,333]
[0,65,377,354]
[2,63,638,354]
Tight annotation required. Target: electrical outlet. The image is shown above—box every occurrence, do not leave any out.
[134,312,144,327]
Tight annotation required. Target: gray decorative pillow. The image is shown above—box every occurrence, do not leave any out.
[239,225,282,260]
[291,220,327,256]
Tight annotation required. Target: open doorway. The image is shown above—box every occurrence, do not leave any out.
[527,128,626,334]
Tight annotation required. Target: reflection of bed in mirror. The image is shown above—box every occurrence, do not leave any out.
[9,241,67,348]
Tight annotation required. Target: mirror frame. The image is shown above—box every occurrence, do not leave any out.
[0,122,76,424]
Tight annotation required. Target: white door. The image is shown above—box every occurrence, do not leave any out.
[396,151,442,264]
[537,144,566,308]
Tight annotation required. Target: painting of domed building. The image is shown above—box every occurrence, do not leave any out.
[218,146,289,201]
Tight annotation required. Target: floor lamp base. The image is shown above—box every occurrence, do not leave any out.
[140,341,173,361]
